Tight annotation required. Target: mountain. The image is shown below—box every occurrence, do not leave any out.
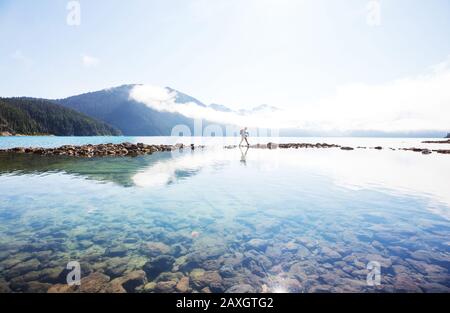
[208,103,232,112]
[0,97,121,136]
[446,133,450,138]
[57,85,198,136]
[4,86,445,138]
[238,104,280,115]
[57,84,284,136]
[166,87,207,107]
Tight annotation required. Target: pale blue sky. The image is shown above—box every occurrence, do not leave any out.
[1,0,450,111]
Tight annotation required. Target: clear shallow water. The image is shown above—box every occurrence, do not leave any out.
[0,137,449,293]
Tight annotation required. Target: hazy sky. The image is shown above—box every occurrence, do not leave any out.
[1,0,450,131]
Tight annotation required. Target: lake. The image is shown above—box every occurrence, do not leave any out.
[0,136,449,293]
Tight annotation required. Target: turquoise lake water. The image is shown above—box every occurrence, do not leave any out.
[0,137,449,293]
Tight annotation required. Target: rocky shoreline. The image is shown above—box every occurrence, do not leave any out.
[226,142,450,155]
[1,141,450,157]
[422,139,450,144]
[0,143,202,157]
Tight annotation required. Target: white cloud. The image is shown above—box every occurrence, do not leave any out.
[303,57,450,132]
[130,56,450,133]
[129,85,272,127]
[81,54,100,68]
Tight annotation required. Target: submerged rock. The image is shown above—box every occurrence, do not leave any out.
[5,258,41,280]
[219,265,235,278]
[27,267,65,284]
[103,257,130,278]
[296,245,311,259]
[155,280,177,293]
[393,274,422,293]
[143,255,175,280]
[309,284,334,293]
[79,272,111,293]
[155,272,183,282]
[107,270,147,293]
[225,284,256,293]
[179,245,227,272]
[189,269,223,292]
[0,280,11,293]
[320,247,342,261]
[143,282,157,292]
[25,281,52,293]
[141,242,171,257]
[421,282,450,293]
[363,254,393,268]
[47,271,112,293]
[105,245,128,257]
[245,239,269,252]
[47,284,77,293]
[241,251,272,278]
[176,276,190,293]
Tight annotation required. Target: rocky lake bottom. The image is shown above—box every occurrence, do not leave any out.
[0,140,449,293]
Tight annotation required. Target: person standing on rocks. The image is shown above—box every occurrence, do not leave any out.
[239,127,250,147]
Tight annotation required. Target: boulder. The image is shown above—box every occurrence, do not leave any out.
[107,270,147,293]
[103,257,130,278]
[47,284,77,293]
[141,242,171,257]
[190,269,223,292]
[393,274,422,293]
[25,281,52,293]
[320,246,342,261]
[79,272,110,293]
[143,282,157,292]
[143,255,175,280]
[105,245,128,257]
[246,239,269,251]
[0,280,11,293]
[225,284,256,293]
[154,280,177,293]
[219,265,235,278]
[6,258,41,280]
[176,277,190,293]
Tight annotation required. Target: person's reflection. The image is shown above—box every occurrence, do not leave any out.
[239,146,249,166]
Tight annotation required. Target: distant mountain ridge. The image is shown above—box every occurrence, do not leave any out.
[57,84,284,136]
[57,85,199,136]
[166,87,207,108]
[0,97,121,136]
[2,84,446,137]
